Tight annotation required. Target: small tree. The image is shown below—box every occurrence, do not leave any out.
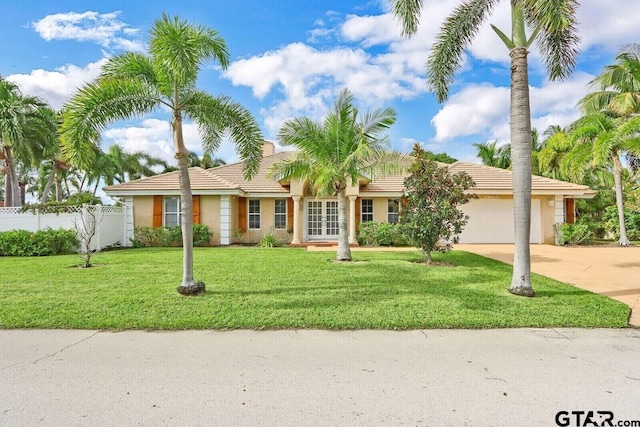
[74,204,101,268]
[402,144,476,264]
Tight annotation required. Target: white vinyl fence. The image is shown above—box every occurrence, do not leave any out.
[0,204,127,252]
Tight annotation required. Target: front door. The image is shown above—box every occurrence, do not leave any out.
[306,200,339,240]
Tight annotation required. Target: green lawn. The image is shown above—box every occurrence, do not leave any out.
[0,247,629,329]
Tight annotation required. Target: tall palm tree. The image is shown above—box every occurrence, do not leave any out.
[579,44,640,116]
[473,140,511,169]
[269,88,403,261]
[61,14,263,295]
[563,113,640,246]
[0,77,57,207]
[392,0,579,297]
[575,44,640,246]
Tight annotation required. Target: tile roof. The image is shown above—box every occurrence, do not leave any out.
[104,151,294,195]
[103,167,239,192]
[448,162,594,194]
[210,151,293,193]
[361,161,594,195]
[104,152,594,197]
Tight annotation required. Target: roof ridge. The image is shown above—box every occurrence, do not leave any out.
[203,168,240,189]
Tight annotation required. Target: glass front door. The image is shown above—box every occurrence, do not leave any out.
[306,200,339,240]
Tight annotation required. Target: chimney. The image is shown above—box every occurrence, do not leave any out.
[262,141,275,157]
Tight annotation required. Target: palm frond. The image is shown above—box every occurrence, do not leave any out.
[392,0,424,36]
[182,90,263,179]
[522,0,580,81]
[427,0,498,102]
[149,13,229,91]
[61,77,160,168]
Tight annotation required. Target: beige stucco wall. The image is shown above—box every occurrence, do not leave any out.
[238,197,292,244]
[538,196,557,244]
[131,193,563,245]
[133,196,154,227]
[200,196,221,246]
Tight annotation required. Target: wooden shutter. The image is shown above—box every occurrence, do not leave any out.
[192,195,201,224]
[355,198,361,230]
[565,198,575,224]
[238,197,247,232]
[287,198,294,229]
[153,196,163,227]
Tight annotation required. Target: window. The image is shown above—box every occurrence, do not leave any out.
[387,199,399,224]
[361,199,373,223]
[164,197,180,227]
[249,199,261,229]
[274,199,287,229]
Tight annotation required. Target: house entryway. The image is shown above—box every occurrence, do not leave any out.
[305,200,339,241]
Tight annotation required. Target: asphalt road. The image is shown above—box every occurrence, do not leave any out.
[1,328,640,426]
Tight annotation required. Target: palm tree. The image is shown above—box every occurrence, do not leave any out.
[579,44,640,116]
[575,44,640,246]
[61,14,263,295]
[392,0,579,297]
[563,113,640,246]
[269,88,403,261]
[473,140,511,169]
[538,124,573,180]
[106,144,168,184]
[0,77,57,207]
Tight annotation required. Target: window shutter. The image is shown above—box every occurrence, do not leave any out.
[192,195,200,224]
[355,198,361,230]
[565,198,575,224]
[153,196,163,227]
[238,197,247,232]
[287,198,294,228]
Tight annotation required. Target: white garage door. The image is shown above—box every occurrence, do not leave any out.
[458,199,541,244]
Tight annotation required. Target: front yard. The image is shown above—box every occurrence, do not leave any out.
[0,247,629,329]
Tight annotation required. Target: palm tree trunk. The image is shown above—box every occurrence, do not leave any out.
[336,189,352,261]
[4,146,21,207]
[41,162,58,203]
[19,181,26,205]
[611,154,630,246]
[508,47,535,297]
[92,178,100,197]
[173,111,203,295]
[3,165,11,207]
[55,177,63,201]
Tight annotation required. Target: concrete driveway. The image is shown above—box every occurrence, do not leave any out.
[456,244,640,327]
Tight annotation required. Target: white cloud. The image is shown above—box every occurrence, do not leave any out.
[102,118,247,166]
[32,11,143,51]
[431,84,510,142]
[431,71,595,144]
[225,39,427,137]
[7,59,107,109]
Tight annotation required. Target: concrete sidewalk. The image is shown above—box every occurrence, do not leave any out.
[456,244,640,327]
[1,329,639,426]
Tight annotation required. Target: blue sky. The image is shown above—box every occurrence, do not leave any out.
[2,0,639,166]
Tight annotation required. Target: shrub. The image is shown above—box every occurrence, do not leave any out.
[257,233,281,248]
[357,222,411,247]
[0,228,78,256]
[554,222,592,246]
[131,225,213,247]
[603,206,640,241]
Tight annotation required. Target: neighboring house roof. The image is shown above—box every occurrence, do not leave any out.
[103,151,594,198]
